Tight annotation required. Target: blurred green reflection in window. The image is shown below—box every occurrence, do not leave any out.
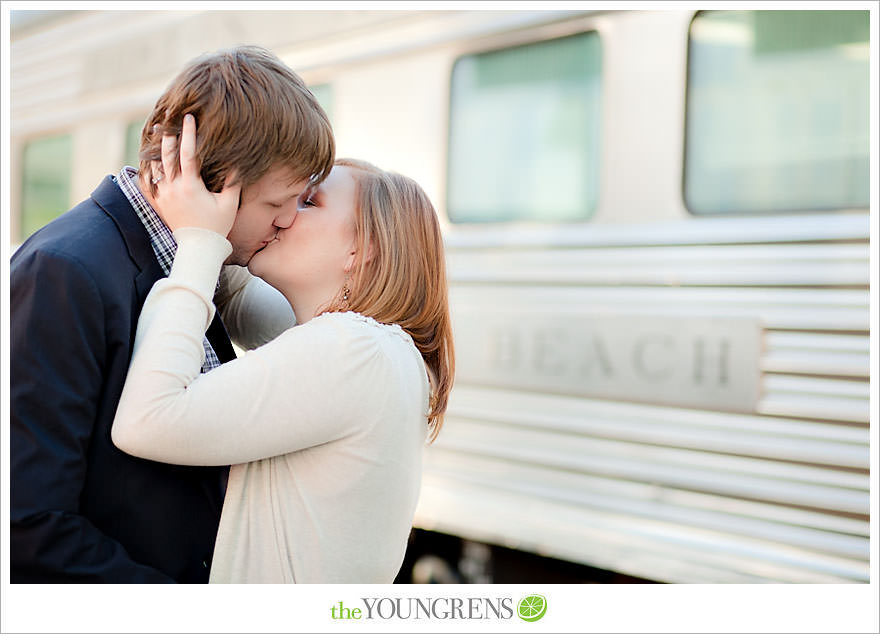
[20,134,72,240]
[448,32,602,223]
[685,10,869,214]
[309,83,333,126]
[125,117,147,168]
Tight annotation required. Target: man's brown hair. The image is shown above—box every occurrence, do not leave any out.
[139,45,334,197]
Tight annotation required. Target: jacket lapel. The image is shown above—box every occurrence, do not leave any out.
[206,315,237,363]
[90,175,164,305]
[91,175,236,362]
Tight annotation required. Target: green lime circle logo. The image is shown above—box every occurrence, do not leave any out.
[517,595,547,622]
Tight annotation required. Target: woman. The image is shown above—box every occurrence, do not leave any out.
[111,114,454,583]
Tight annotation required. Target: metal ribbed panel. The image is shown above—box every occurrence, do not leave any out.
[763,332,869,377]
[448,243,869,287]
[443,214,870,248]
[758,375,869,423]
[414,389,870,583]
[416,214,870,582]
[447,289,870,425]
[436,406,868,515]
[444,386,869,469]
[416,475,868,583]
[9,59,82,113]
[449,286,869,331]
[424,451,869,561]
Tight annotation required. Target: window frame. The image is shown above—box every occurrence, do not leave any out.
[124,116,149,169]
[19,131,74,242]
[307,82,334,127]
[444,22,604,227]
[681,9,871,217]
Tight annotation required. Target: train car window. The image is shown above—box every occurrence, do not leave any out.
[447,31,601,223]
[20,134,72,241]
[124,118,147,168]
[309,83,334,126]
[685,10,869,214]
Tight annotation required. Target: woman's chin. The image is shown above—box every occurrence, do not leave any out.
[246,254,267,278]
[247,259,283,292]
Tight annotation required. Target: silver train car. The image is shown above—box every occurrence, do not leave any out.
[9,8,872,583]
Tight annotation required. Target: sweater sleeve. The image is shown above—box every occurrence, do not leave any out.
[215,265,295,350]
[111,227,384,466]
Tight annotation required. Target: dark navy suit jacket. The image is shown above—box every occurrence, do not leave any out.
[10,175,236,583]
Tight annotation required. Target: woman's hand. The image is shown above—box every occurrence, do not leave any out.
[153,113,241,236]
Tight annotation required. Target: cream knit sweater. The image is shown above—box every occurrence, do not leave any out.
[112,227,429,583]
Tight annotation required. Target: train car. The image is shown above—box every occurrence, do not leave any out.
[8,8,872,583]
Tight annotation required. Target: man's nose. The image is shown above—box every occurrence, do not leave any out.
[275,207,297,229]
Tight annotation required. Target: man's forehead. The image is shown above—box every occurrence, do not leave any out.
[248,167,310,196]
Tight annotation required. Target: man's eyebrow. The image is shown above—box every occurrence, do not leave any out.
[269,190,305,203]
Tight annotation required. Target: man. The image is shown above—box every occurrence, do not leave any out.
[10,46,334,582]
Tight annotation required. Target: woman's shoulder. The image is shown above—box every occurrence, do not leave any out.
[272,312,430,426]
[304,312,425,382]
[308,311,415,347]
[315,313,430,426]
[266,311,415,367]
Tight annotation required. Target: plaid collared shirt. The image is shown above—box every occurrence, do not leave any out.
[115,166,221,373]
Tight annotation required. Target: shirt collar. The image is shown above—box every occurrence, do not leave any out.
[114,166,223,372]
[115,166,176,277]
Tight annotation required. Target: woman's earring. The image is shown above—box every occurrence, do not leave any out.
[341,280,351,304]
